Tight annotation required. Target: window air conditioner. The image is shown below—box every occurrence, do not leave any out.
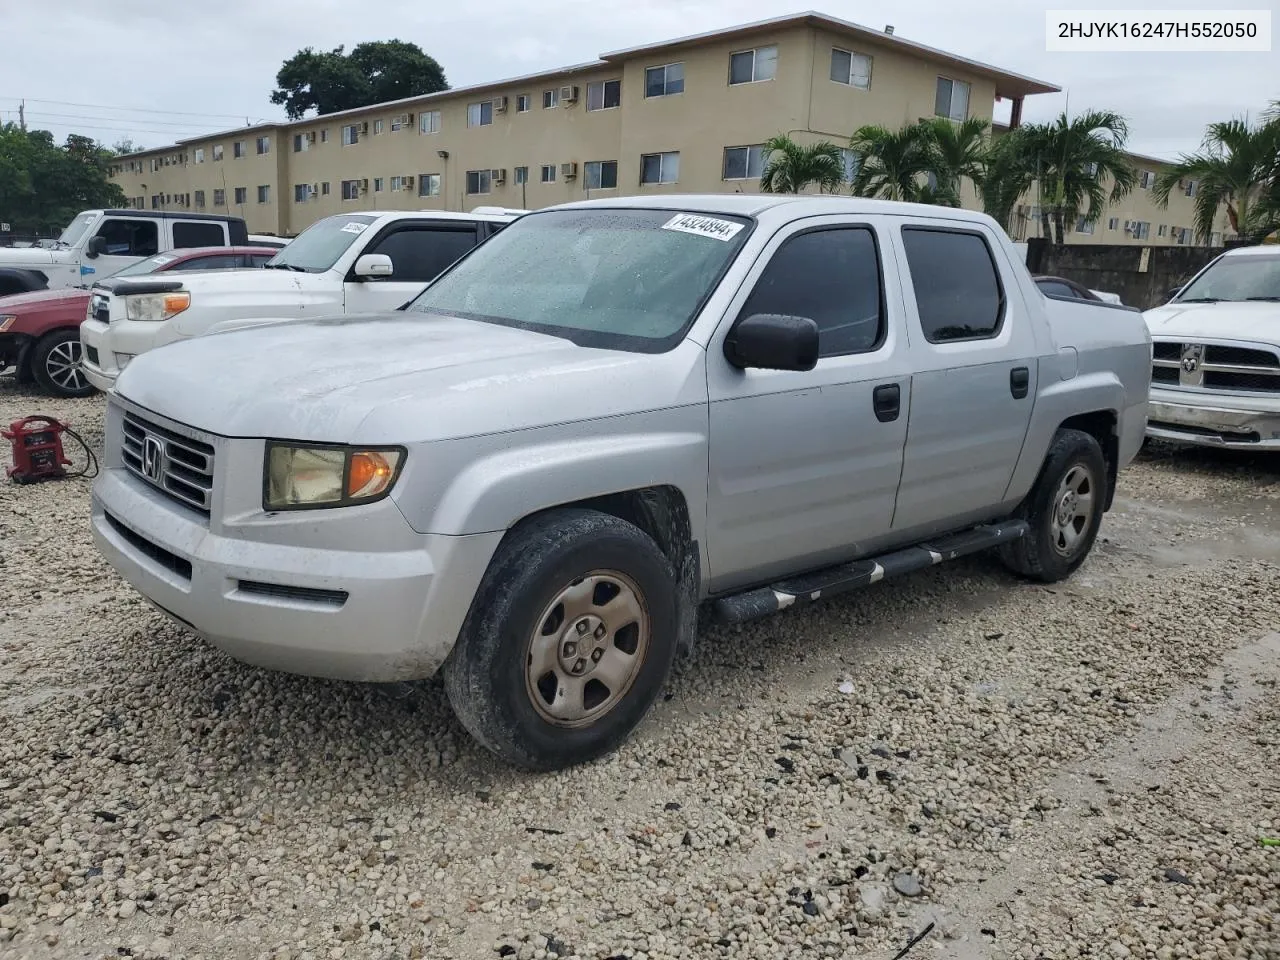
[560,162,578,178]
[560,85,579,104]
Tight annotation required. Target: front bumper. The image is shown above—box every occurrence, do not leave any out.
[1146,386,1280,450]
[79,318,123,392]
[90,464,502,682]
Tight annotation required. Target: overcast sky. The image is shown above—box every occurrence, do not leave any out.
[2,0,1275,161]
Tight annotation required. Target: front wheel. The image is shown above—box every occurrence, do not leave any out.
[32,328,96,398]
[443,509,678,771]
[999,428,1108,582]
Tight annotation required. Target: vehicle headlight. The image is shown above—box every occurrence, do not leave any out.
[264,443,405,510]
[125,292,190,322]
[0,315,15,333]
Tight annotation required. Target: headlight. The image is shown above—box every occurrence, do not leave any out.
[0,315,15,333]
[125,292,190,322]
[264,443,405,510]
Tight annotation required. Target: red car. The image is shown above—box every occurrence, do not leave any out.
[0,246,277,398]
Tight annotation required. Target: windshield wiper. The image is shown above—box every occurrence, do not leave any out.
[264,262,306,272]
[1178,296,1222,302]
[1245,296,1280,302]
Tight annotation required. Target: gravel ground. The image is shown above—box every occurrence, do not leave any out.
[1,377,1278,960]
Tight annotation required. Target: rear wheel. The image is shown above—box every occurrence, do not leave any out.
[32,329,95,398]
[443,509,678,770]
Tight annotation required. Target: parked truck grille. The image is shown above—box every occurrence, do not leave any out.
[1151,339,1280,395]
[121,412,215,514]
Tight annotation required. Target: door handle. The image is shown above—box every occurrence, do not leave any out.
[872,383,900,423]
[1010,366,1030,400]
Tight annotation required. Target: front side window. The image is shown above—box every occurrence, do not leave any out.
[419,174,441,197]
[830,48,872,89]
[420,110,442,134]
[468,101,494,127]
[466,169,492,195]
[584,160,618,190]
[1175,252,1280,302]
[645,63,684,98]
[172,221,225,249]
[93,218,159,257]
[723,144,766,180]
[934,77,971,121]
[405,207,751,352]
[900,227,1004,343]
[265,214,376,273]
[729,45,777,84]
[640,152,680,185]
[586,79,621,111]
[739,227,885,357]
[364,225,479,283]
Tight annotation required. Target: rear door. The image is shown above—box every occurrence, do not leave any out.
[171,220,229,250]
[888,220,1038,536]
[343,220,482,312]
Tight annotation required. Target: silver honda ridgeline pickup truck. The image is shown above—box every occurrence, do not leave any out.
[90,196,1151,770]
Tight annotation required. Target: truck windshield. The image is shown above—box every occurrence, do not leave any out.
[265,215,376,273]
[1177,253,1280,302]
[404,208,752,351]
[57,213,97,248]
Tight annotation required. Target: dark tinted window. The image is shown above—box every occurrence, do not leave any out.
[172,221,226,249]
[365,226,479,283]
[739,227,884,357]
[901,228,1004,342]
[94,219,158,257]
[247,252,275,267]
[173,254,242,271]
[1037,279,1079,299]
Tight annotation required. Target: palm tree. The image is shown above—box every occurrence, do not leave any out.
[848,124,934,202]
[1152,116,1280,243]
[758,135,845,194]
[979,127,1038,230]
[1013,110,1137,245]
[919,117,989,206]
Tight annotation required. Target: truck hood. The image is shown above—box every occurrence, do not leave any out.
[0,287,89,311]
[114,312,706,443]
[152,267,321,295]
[1143,300,1280,345]
[0,247,63,268]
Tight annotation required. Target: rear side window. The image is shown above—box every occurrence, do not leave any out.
[172,221,227,249]
[173,254,241,271]
[901,227,1004,343]
[1037,279,1078,299]
[739,226,884,357]
[364,225,480,283]
[94,219,158,257]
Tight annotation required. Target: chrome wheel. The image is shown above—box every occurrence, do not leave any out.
[1049,463,1096,558]
[524,570,650,728]
[44,339,88,394]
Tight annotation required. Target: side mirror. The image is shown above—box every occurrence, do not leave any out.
[724,313,820,372]
[85,236,107,259]
[352,253,393,280]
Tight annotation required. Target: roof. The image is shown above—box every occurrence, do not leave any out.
[313,209,520,224]
[1221,245,1280,257]
[163,246,282,258]
[992,122,1180,167]
[554,192,999,224]
[97,209,244,223]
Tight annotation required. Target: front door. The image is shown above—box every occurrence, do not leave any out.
[706,217,911,593]
[343,222,482,312]
[887,220,1038,536]
[83,217,160,283]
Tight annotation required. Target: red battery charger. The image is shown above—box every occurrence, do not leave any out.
[4,416,72,483]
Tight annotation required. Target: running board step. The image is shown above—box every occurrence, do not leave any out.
[712,519,1030,625]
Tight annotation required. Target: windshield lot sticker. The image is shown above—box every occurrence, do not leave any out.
[661,213,744,242]
[340,222,368,234]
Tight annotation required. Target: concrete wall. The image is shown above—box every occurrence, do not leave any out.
[1026,238,1225,309]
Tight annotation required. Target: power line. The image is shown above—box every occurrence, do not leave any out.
[21,110,219,131]
[0,96,261,121]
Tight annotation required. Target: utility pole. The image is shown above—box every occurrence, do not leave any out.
[18,99,26,131]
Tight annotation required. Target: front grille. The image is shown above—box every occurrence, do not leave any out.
[1151,339,1280,395]
[121,412,215,514]
[105,512,192,580]
[237,580,349,607]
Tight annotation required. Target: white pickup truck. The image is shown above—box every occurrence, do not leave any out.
[80,210,518,392]
[0,210,251,295]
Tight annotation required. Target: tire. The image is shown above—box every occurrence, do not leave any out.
[443,508,679,771]
[998,428,1108,583]
[32,328,96,398]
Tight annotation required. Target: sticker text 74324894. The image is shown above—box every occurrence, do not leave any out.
[661,213,745,242]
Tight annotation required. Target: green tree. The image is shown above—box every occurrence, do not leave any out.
[759,135,845,193]
[1152,115,1280,243]
[0,125,125,234]
[848,124,934,201]
[979,127,1038,230]
[271,40,448,119]
[919,117,989,207]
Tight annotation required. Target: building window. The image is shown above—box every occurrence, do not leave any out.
[194,148,205,163]
[213,188,225,206]
[419,174,441,197]
[729,45,777,85]
[640,151,679,184]
[830,48,872,89]
[723,144,766,180]
[234,187,247,204]
[645,63,684,98]
[194,190,205,208]
[342,124,360,145]
[1130,220,1150,239]
[1108,217,1119,230]
[294,133,309,152]
[321,181,331,196]
[256,136,270,155]
[465,170,492,195]
[934,77,971,121]
[212,144,223,162]
[320,129,329,143]
[543,88,560,109]
[583,160,617,190]
[1075,216,1095,235]
[586,80,621,112]
[341,180,361,201]
[1157,223,1167,237]
[257,185,270,203]
[1183,179,1196,197]
[514,166,529,185]
[1140,170,1156,189]
[374,119,384,135]
[540,164,556,183]
[468,101,494,127]
[419,110,441,134]
[294,184,310,203]
[374,178,384,192]
[390,176,403,192]
[517,94,531,112]
[233,141,245,159]
[1211,231,1222,246]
